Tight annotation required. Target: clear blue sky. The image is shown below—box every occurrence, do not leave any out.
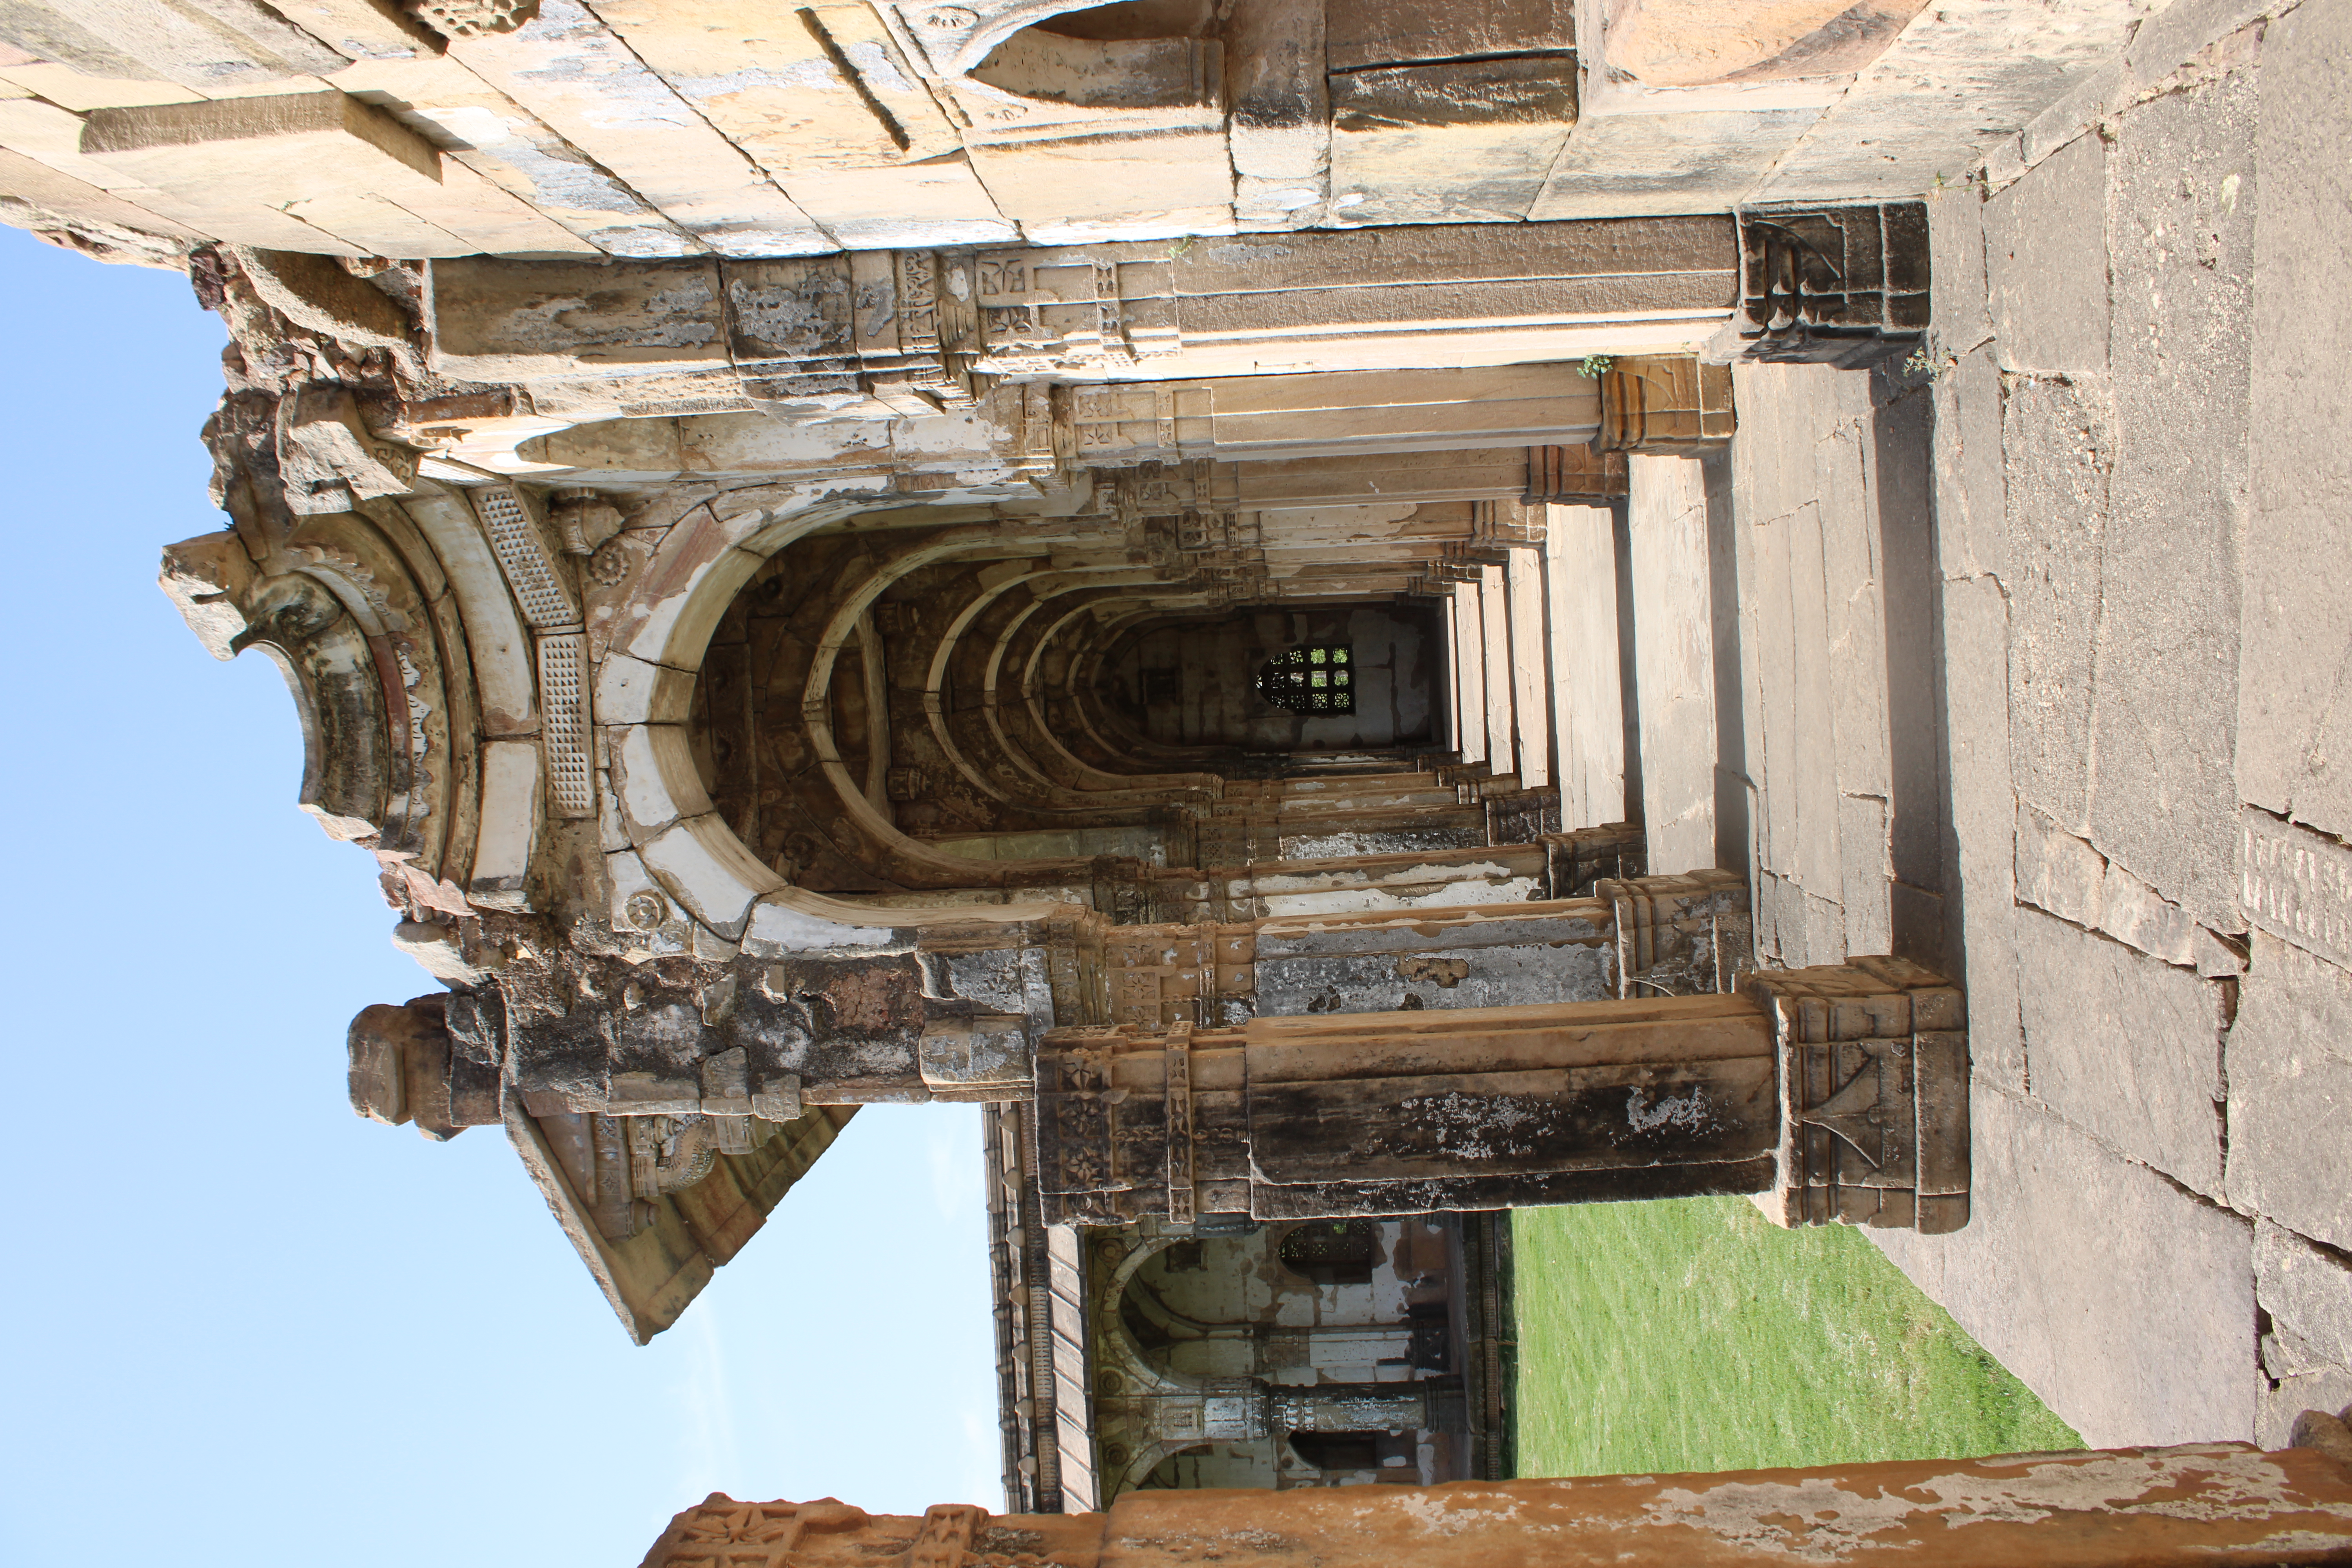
[0,227,999,1565]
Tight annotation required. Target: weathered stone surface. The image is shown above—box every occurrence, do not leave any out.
[1983,132,2108,375]
[2227,933,2352,1254]
[2015,907,2226,1197]
[2256,1219,2352,1377]
[1225,0,1326,226]
[2237,0,2352,844]
[1536,107,1823,221]
[1325,0,1572,71]
[82,89,586,256]
[1327,56,1575,227]
[1606,0,1924,87]
[1628,453,1716,875]
[2082,65,2253,928]
[1926,183,1990,355]
[1871,1080,2255,1446]
[2259,1367,2352,1452]
[1544,503,1624,829]
[2002,370,2108,832]
[448,0,837,256]
[1758,0,2152,203]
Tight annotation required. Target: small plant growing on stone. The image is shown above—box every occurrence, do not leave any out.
[1579,353,1615,379]
[1904,345,1936,379]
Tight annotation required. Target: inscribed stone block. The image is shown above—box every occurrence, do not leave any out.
[2240,809,2352,969]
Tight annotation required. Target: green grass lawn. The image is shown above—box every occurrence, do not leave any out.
[1511,1196,2082,1477]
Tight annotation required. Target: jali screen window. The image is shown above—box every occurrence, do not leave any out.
[1256,644,1354,713]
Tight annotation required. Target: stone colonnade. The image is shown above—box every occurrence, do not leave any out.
[158,203,1947,1341]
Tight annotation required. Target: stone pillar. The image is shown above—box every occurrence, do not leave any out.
[641,1419,2352,1566]
[1033,954,1967,1233]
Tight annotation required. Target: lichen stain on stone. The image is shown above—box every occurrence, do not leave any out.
[1627,1085,1714,1134]
[1401,1091,1546,1161]
[1392,1490,1524,1534]
[1909,1449,2352,1528]
[1641,1478,1931,1560]
[823,966,908,1031]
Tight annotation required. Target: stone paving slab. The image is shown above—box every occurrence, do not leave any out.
[1869,1081,2256,1448]
[2236,0,2352,844]
[1851,0,2352,1454]
[2014,908,2228,1199]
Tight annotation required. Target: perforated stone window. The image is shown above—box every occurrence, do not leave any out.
[1256,643,1354,714]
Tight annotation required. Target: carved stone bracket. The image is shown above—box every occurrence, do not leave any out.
[1592,354,1735,453]
[1737,200,1931,341]
[1746,955,1970,1234]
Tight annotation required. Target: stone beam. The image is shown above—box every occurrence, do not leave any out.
[641,1431,2352,1567]
[1034,955,1969,1233]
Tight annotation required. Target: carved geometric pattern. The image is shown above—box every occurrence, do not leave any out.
[908,1503,985,1568]
[469,484,579,630]
[537,632,594,817]
[1257,644,1354,714]
[663,1498,804,1568]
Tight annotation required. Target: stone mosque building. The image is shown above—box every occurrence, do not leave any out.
[11,0,2352,1551]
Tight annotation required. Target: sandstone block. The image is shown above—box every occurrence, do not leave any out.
[430,256,726,383]
[1869,1080,2255,1446]
[2015,906,2226,1197]
[2256,1219,2352,1377]
[0,0,339,94]
[2228,933,2352,1252]
[1328,57,1576,226]
[1984,132,2109,373]
[449,0,835,256]
[1326,0,1571,70]
[969,128,1232,237]
[83,88,586,255]
[0,141,210,256]
[1534,107,1821,221]
[2238,0,2352,842]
